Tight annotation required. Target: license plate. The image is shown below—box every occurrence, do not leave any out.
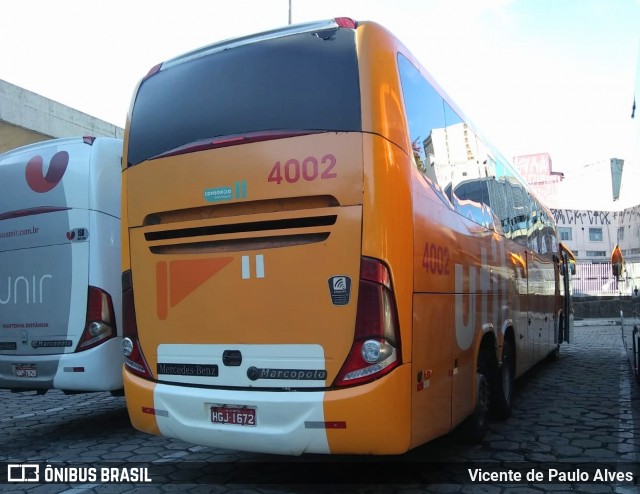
[211,405,256,426]
[15,364,37,378]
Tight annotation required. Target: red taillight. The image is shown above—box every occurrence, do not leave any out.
[334,17,357,29]
[360,256,391,288]
[121,270,153,379]
[333,258,401,387]
[75,287,116,352]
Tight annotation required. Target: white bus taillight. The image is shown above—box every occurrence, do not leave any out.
[76,287,116,351]
[333,257,401,387]
[121,270,153,379]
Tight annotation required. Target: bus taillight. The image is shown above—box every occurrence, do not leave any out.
[76,286,116,352]
[333,257,401,387]
[121,270,153,379]
[334,17,357,29]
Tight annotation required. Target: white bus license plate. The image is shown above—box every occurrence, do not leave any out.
[15,364,37,378]
[211,406,256,426]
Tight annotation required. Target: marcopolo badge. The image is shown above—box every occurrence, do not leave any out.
[328,276,351,306]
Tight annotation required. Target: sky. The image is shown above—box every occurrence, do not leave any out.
[1,0,639,208]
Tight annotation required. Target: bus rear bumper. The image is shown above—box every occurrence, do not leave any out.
[0,338,123,392]
[123,363,412,455]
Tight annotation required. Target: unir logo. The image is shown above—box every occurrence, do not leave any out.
[25,151,69,193]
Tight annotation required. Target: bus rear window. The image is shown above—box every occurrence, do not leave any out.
[127,28,361,166]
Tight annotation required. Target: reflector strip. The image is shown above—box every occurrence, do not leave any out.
[242,256,250,279]
[256,255,265,278]
[242,255,265,279]
[63,367,85,373]
[304,421,347,429]
[142,407,169,417]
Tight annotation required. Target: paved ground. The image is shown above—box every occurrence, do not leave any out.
[0,318,638,493]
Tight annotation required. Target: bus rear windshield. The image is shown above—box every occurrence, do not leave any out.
[127,28,361,166]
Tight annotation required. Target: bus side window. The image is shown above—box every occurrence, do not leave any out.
[397,54,451,207]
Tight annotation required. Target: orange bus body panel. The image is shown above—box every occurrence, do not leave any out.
[324,365,412,454]
[123,368,160,436]
[357,23,409,155]
[126,133,365,384]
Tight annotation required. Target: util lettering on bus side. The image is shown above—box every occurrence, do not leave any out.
[454,236,507,350]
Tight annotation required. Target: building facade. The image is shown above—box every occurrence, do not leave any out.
[551,208,621,263]
[0,79,123,153]
[513,153,564,206]
[513,153,640,265]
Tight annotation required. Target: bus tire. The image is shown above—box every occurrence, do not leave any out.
[548,343,560,362]
[492,339,514,420]
[464,364,490,442]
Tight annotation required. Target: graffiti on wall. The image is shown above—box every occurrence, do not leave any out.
[552,209,616,226]
[551,205,640,258]
[617,205,640,227]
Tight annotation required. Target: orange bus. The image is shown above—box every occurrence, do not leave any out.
[121,18,572,455]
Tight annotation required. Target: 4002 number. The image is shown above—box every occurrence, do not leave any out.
[422,242,450,275]
[267,154,337,184]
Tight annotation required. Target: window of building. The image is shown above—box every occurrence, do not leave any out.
[586,250,606,257]
[618,226,625,242]
[589,228,603,241]
[559,227,572,241]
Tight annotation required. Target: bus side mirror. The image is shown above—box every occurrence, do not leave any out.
[569,260,576,276]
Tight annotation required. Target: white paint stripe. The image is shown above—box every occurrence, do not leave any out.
[256,255,264,278]
[241,256,250,279]
[153,451,189,463]
[152,445,211,463]
[189,446,209,452]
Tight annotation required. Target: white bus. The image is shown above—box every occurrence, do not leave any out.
[0,136,123,394]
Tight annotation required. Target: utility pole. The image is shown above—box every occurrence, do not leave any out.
[288,0,292,25]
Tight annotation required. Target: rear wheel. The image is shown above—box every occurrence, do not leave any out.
[463,353,491,442]
[491,339,514,420]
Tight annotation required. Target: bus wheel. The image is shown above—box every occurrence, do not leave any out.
[492,339,514,420]
[548,343,560,362]
[464,364,490,442]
